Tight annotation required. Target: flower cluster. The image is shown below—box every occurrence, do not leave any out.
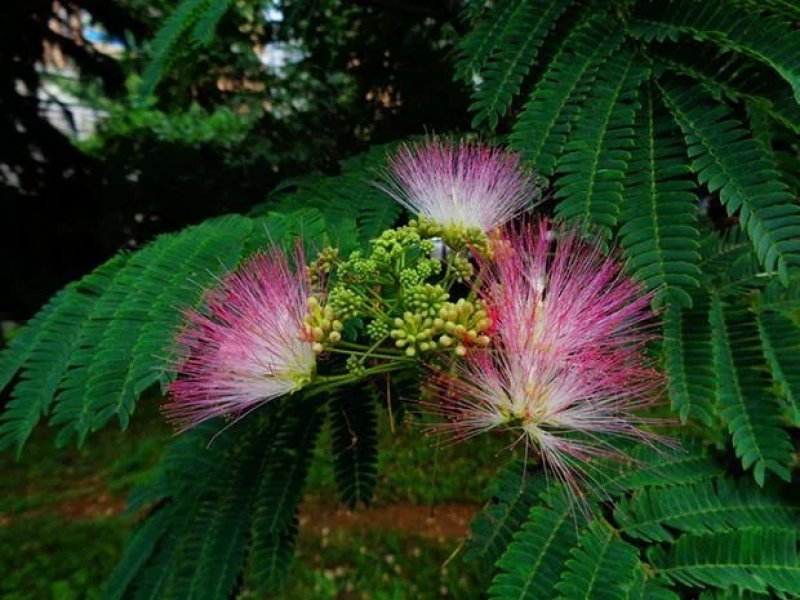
[377,137,538,243]
[165,249,316,431]
[165,138,664,498]
[425,221,663,495]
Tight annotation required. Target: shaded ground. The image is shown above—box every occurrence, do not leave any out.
[300,499,477,541]
[0,402,509,598]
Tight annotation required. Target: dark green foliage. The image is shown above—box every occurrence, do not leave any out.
[329,383,379,508]
[631,0,800,102]
[598,440,724,495]
[0,216,255,450]
[554,49,648,238]
[0,256,131,455]
[50,216,254,448]
[463,461,546,574]
[756,309,800,425]
[485,443,800,599]
[489,488,579,599]
[619,88,701,308]
[508,17,625,176]
[614,478,800,542]
[647,39,800,135]
[662,297,716,425]
[264,143,403,251]
[105,398,323,600]
[650,528,800,595]
[709,295,793,485]
[104,506,177,600]
[454,0,520,84]
[248,403,323,593]
[554,519,643,600]
[468,0,572,129]
[661,81,800,284]
[140,0,234,97]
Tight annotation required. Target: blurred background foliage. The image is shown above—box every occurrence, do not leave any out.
[1,0,469,320]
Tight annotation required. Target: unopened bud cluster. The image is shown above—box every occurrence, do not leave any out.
[302,222,494,362]
[304,296,343,353]
[410,216,493,258]
[390,299,492,357]
[309,247,339,289]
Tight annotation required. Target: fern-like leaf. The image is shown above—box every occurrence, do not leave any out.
[0,256,129,454]
[650,528,800,595]
[662,297,716,425]
[267,144,402,247]
[49,215,254,447]
[649,39,800,135]
[709,294,793,484]
[662,80,800,282]
[469,0,571,130]
[554,519,642,600]
[140,0,235,97]
[102,502,177,600]
[599,440,723,496]
[248,403,323,593]
[615,478,800,543]
[454,0,521,84]
[619,87,701,307]
[489,489,580,599]
[110,399,321,599]
[553,50,648,238]
[464,461,546,573]
[756,309,800,425]
[329,383,379,509]
[508,17,625,176]
[633,0,800,102]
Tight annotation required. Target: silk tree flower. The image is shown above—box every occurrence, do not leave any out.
[425,221,665,495]
[165,248,316,431]
[377,138,537,234]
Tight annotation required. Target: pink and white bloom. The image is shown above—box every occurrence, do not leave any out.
[425,221,664,495]
[377,138,536,232]
[165,248,316,431]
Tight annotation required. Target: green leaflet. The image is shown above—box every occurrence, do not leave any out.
[464,461,547,574]
[554,519,642,600]
[0,255,130,454]
[708,294,793,484]
[509,16,625,176]
[632,0,800,102]
[662,298,716,425]
[614,478,800,542]
[489,489,580,600]
[469,0,572,130]
[650,528,800,595]
[756,309,800,425]
[619,87,701,308]
[662,81,800,283]
[107,399,323,600]
[329,383,379,508]
[553,50,649,239]
[139,0,234,97]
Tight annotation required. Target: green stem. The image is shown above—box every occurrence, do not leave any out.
[306,361,409,397]
[326,346,411,362]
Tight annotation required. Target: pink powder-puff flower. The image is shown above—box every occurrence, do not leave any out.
[425,221,665,497]
[377,138,537,233]
[165,248,316,431]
